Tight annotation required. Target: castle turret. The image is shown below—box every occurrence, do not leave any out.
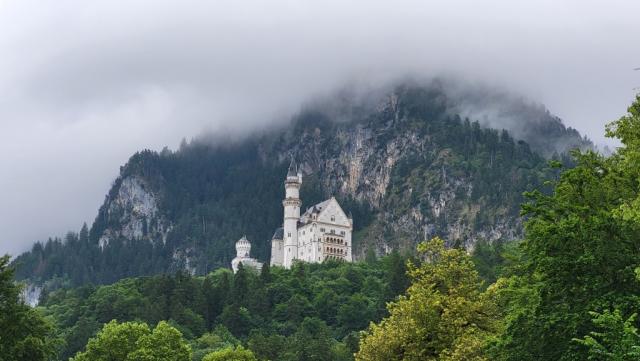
[283,158,302,269]
[231,235,263,273]
[235,235,251,258]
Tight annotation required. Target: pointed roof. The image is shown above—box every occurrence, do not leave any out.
[237,235,250,245]
[272,227,284,240]
[287,157,298,177]
[299,197,351,227]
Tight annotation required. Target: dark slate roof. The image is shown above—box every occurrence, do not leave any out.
[272,227,284,240]
[287,158,298,177]
[301,199,330,218]
[300,198,334,225]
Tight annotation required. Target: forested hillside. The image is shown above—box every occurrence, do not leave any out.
[12,80,587,289]
[3,94,639,361]
[38,253,411,360]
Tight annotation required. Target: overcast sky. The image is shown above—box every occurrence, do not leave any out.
[1,0,639,256]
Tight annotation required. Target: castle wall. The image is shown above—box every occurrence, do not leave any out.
[271,238,284,266]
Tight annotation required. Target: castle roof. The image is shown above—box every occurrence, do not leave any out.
[300,197,344,225]
[287,157,298,177]
[272,227,284,240]
[301,199,330,219]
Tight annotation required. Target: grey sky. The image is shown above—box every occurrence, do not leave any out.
[1,0,639,256]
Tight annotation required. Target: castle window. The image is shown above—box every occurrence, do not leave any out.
[288,232,291,237]
[341,231,345,236]
[320,228,325,232]
[331,216,335,222]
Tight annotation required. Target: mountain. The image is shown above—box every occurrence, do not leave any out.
[12,80,589,288]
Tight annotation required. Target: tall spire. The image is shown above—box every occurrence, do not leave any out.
[287,156,298,177]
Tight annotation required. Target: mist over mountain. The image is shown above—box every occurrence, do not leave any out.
[299,78,592,156]
[11,80,583,291]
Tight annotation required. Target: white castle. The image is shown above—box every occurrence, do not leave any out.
[270,159,353,268]
[231,159,353,272]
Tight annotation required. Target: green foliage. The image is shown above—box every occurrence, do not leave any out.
[41,257,407,360]
[129,321,192,361]
[574,309,640,360]
[285,317,335,361]
[471,240,522,284]
[202,345,257,361]
[0,255,59,361]
[191,326,241,361]
[70,320,191,361]
[70,320,150,361]
[356,237,499,361]
[491,95,640,360]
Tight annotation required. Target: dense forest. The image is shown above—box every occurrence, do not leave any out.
[2,94,639,360]
[2,250,412,360]
[11,81,586,290]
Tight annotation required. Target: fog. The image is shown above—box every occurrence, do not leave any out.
[1,0,639,256]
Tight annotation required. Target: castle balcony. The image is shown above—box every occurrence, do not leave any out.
[322,234,347,247]
[282,198,302,206]
[324,246,345,256]
[284,178,301,185]
[323,233,347,261]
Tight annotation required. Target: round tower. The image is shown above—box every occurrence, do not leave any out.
[283,158,302,269]
[235,235,251,258]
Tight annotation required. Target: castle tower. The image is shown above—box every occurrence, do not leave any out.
[231,235,262,273]
[282,158,302,269]
[235,235,251,258]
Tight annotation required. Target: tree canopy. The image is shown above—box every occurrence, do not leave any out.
[357,237,498,361]
[70,320,191,361]
[0,255,58,361]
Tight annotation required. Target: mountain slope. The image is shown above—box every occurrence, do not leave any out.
[13,80,580,287]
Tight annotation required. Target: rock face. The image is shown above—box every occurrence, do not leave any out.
[277,92,531,256]
[21,283,42,307]
[96,175,171,249]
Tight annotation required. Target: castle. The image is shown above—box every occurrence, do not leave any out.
[270,159,353,268]
[231,159,353,272]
